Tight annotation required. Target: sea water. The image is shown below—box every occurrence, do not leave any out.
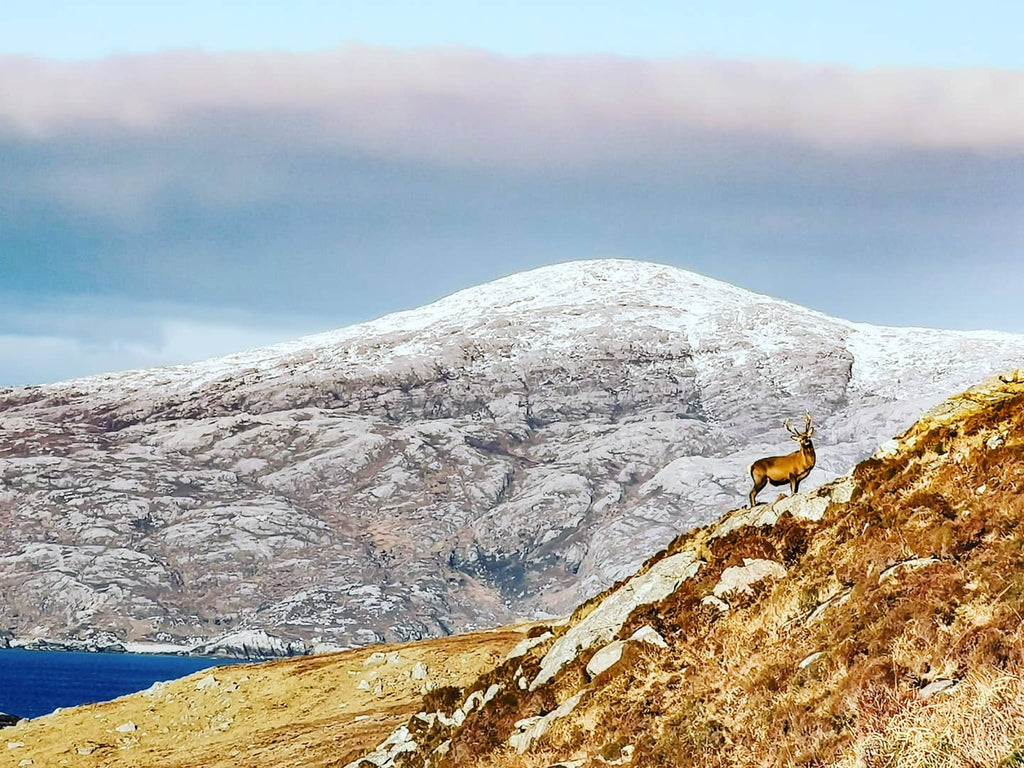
[0,649,246,719]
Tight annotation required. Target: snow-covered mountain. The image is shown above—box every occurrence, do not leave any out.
[1,259,1022,653]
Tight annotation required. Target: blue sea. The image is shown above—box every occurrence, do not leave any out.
[0,649,246,719]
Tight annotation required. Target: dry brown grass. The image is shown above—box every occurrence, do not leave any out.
[842,669,1024,767]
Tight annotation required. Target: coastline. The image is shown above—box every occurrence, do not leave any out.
[1,628,340,660]
[0,646,252,721]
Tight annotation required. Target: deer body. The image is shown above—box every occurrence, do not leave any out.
[748,415,816,508]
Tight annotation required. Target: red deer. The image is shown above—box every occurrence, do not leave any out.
[748,414,816,508]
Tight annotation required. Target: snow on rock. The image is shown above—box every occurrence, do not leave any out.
[190,629,306,660]
[2,259,1024,652]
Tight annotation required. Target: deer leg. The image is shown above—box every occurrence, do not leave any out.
[750,475,768,508]
[791,477,800,495]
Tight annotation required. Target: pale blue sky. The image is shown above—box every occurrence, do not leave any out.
[1,4,1022,385]
[2,0,1022,68]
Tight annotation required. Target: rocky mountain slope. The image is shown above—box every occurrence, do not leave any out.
[9,372,1024,767]
[1,260,1024,652]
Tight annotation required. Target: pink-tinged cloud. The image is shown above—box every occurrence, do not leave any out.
[1,47,1022,166]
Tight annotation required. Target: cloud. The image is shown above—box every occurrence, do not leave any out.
[1,48,1022,169]
[0,300,327,386]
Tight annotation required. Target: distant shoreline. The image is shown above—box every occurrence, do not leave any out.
[1,641,259,662]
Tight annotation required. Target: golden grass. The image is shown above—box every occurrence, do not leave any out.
[843,670,1024,768]
[0,627,525,768]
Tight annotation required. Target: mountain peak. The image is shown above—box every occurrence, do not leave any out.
[27,259,795,396]
[346,258,785,339]
[428,259,752,309]
[2,260,1024,662]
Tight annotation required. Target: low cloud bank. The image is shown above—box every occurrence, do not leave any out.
[2,48,1022,166]
[2,48,1022,383]
[0,302,325,386]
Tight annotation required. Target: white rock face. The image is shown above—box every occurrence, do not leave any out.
[712,559,787,599]
[711,474,855,540]
[1,259,1023,651]
[508,689,587,754]
[531,549,703,689]
[702,595,730,612]
[345,724,417,768]
[462,683,501,714]
[919,678,959,700]
[586,641,627,679]
[190,629,306,659]
[194,675,218,692]
[585,625,668,679]
[505,631,553,661]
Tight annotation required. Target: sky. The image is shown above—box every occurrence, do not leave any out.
[5,1,1024,68]
[1,2,1023,385]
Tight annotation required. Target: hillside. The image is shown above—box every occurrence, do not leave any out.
[6,371,1024,767]
[2,260,1024,653]
[0,626,528,767]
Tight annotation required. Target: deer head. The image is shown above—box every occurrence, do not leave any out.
[783,413,814,448]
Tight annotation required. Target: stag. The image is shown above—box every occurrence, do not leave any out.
[748,414,816,508]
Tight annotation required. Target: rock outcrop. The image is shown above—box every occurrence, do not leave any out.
[188,629,307,659]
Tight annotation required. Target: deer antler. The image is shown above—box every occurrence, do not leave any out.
[784,414,814,439]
